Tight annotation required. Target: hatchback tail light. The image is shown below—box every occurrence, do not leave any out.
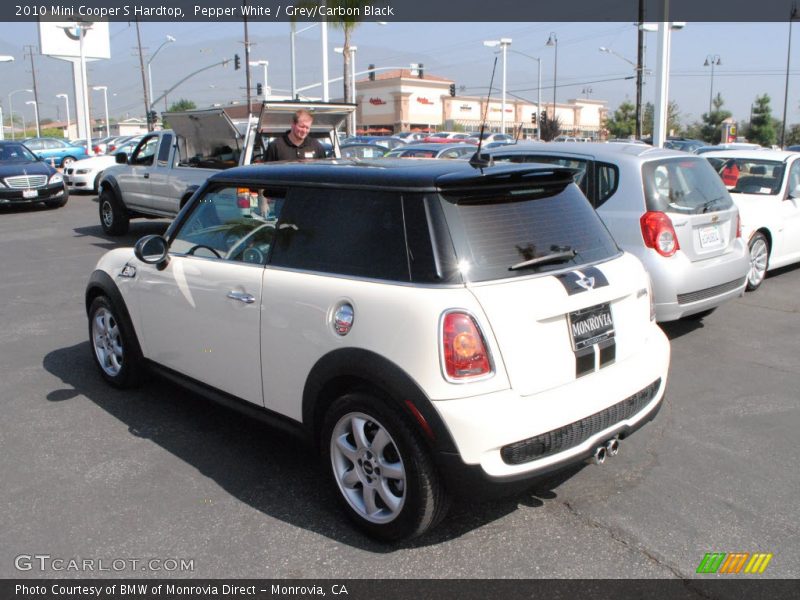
[441,312,492,380]
[640,211,680,257]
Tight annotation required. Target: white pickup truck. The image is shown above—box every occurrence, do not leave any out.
[97,101,354,235]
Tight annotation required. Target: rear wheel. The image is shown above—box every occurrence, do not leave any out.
[88,296,144,388]
[99,189,129,236]
[746,232,769,291]
[322,393,449,541]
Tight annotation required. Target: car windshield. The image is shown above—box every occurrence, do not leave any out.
[706,158,785,195]
[642,157,734,214]
[0,144,37,162]
[438,181,620,282]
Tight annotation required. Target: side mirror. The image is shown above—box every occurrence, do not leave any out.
[134,235,169,268]
[115,151,128,165]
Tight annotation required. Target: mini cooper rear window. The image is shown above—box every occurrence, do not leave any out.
[439,182,620,282]
[642,157,733,213]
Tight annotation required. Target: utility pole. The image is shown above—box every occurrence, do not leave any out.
[135,19,151,131]
[242,1,252,116]
[635,0,645,139]
[23,45,40,136]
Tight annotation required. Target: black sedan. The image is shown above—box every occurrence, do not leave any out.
[0,141,69,209]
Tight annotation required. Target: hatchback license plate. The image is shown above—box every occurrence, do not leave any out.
[699,224,721,248]
[568,303,614,351]
[22,189,38,199]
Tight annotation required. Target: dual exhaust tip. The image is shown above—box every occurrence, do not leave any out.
[589,438,620,465]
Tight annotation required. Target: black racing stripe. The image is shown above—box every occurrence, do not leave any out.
[556,267,610,295]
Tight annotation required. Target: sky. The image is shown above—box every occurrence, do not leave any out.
[0,20,798,131]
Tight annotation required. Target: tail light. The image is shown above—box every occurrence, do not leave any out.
[441,311,492,380]
[92,145,101,155]
[640,211,679,257]
[736,213,742,238]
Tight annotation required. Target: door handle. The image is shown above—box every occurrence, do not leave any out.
[143,173,150,179]
[226,291,255,304]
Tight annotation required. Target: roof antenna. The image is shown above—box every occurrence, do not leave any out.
[469,57,498,168]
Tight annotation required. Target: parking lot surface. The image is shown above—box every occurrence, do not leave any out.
[1,195,798,579]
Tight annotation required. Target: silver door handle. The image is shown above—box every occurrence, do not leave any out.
[226,291,255,304]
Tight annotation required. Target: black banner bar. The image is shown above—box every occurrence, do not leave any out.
[4,0,800,23]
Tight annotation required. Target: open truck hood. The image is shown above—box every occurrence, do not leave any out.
[256,101,355,135]
[164,109,249,167]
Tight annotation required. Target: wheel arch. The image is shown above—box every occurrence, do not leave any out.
[749,227,772,255]
[98,175,122,201]
[302,348,457,455]
[85,270,143,355]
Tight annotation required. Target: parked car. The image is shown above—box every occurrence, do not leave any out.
[482,142,750,321]
[339,143,390,159]
[22,137,89,167]
[0,141,68,208]
[386,143,476,159]
[344,136,407,150]
[64,138,142,194]
[467,133,514,145]
[85,158,669,541]
[785,145,800,152]
[704,150,800,290]
[393,131,427,143]
[694,143,763,155]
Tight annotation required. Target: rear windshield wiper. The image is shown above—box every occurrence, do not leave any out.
[509,247,576,271]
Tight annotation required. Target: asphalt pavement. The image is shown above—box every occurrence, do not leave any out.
[1,194,798,581]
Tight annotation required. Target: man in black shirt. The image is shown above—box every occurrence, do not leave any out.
[263,109,326,161]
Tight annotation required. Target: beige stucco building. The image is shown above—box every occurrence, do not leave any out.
[354,69,609,138]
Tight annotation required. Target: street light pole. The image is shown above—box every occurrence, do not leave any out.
[250,60,269,99]
[506,49,541,141]
[56,93,70,139]
[26,100,40,137]
[93,86,110,138]
[546,32,558,122]
[780,5,798,148]
[9,89,32,140]
[704,54,721,116]
[335,46,358,134]
[147,35,175,110]
[483,39,512,134]
[0,56,13,141]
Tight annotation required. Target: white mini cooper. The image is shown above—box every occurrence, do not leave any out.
[86,158,670,541]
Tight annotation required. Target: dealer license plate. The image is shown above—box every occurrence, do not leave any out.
[568,303,615,351]
[699,224,721,248]
[22,189,38,199]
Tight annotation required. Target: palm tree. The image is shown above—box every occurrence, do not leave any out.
[326,1,369,135]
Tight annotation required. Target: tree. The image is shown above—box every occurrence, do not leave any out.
[642,101,681,137]
[746,94,777,147]
[539,113,562,142]
[167,99,197,112]
[785,124,800,146]
[603,101,636,139]
[700,93,732,144]
[324,0,370,136]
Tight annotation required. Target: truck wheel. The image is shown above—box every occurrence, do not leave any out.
[99,189,129,236]
[322,392,450,541]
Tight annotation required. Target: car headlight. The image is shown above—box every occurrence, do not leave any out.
[76,169,90,174]
[49,173,63,185]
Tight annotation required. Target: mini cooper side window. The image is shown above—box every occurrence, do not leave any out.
[170,185,286,265]
[270,188,409,281]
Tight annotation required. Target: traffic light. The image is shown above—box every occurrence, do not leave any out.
[147,110,158,125]
[449,83,456,97]
[531,112,537,124]
[368,64,376,81]
[234,54,241,70]
[417,63,424,78]
[256,83,263,96]
[540,111,547,124]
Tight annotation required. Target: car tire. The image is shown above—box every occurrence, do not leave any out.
[746,232,769,291]
[322,392,449,541]
[62,156,76,167]
[99,189,129,236]
[88,295,145,388]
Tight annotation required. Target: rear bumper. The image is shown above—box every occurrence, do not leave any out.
[640,241,749,321]
[430,323,669,483]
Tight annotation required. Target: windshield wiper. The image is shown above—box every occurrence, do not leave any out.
[701,197,727,213]
[509,247,576,271]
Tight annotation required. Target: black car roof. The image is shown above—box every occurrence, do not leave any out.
[208,158,576,192]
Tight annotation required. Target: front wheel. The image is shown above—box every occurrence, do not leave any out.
[322,393,449,541]
[746,232,769,291]
[99,189,129,236]
[88,296,145,388]
[62,156,76,167]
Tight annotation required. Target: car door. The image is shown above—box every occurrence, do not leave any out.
[131,183,275,406]
[778,158,800,262]
[117,135,159,211]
